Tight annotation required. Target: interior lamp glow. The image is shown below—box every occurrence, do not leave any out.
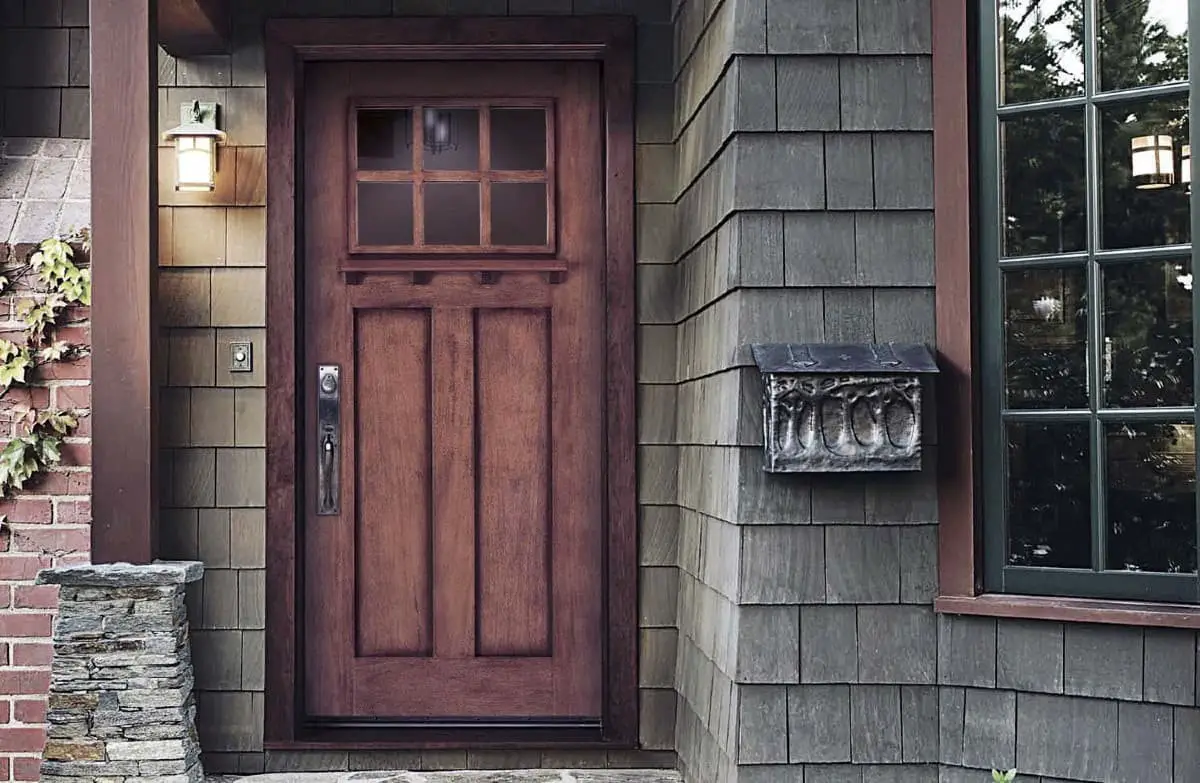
[163,101,226,193]
[1182,144,1192,192]
[1131,134,1175,190]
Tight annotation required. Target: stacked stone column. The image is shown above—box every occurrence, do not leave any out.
[34,562,205,783]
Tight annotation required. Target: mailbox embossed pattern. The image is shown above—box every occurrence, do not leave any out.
[751,343,939,473]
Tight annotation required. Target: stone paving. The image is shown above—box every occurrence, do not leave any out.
[207,771,681,783]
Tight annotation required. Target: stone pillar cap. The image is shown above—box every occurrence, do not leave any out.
[36,560,204,586]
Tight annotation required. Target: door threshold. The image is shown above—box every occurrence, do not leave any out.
[213,771,683,783]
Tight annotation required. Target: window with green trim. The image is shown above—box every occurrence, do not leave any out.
[980,0,1196,602]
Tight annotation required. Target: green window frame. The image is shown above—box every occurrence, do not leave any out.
[979,0,1199,602]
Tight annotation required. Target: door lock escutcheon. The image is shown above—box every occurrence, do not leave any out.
[316,364,340,515]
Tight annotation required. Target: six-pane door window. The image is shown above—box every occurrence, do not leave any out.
[980,0,1196,601]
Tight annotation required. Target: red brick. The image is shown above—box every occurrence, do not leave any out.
[51,385,89,410]
[0,701,10,723]
[59,442,90,468]
[0,556,50,580]
[12,756,38,781]
[12,586,55,610]
[0,671,49,696]
[0,643,9,666]
[0,727,44,752]
[0,614,51,638]
[11,644,51,667]
[50,326,89,345]
[0,500,51,526]
[52,500,89,525]
[57,552,89,566]
[0,755,9,781]
[10,527,87,555]
[38,356,89,380]
[0,588,10,609]
[0,388,49,411]
[28,470,90,494]
[12,701,43,725]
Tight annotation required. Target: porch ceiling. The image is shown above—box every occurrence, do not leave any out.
[158,0,230,57]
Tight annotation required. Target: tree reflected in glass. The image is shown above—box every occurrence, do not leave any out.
[1106,423,1197,573]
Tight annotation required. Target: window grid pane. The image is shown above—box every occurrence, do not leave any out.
[983,0,1196,600]
[351,103,555,253]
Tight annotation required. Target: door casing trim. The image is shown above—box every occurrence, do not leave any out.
[264,16,638,749]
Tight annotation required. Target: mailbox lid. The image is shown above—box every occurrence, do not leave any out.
[749,342,939,375]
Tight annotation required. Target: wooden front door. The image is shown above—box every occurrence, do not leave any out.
[301,60,606,724]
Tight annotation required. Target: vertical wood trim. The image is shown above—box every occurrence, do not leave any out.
[601,21,638,746]
[934,0,980,598]
[89,0,159,565]
[431,307,478,658]
[265,31,299,742]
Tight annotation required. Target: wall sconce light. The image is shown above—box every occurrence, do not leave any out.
[1131,134,1175,190]
[162,101,226,192]
[1182,144,1191,192]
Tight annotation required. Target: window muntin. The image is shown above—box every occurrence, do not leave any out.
[981,0,1196,602]
[349,101,556,255]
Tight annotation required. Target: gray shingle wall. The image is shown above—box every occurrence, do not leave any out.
[0,0,90,138]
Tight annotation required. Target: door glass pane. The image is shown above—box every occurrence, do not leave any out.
[1103,259,1193,407]
[999,0,1084,104]
[357,182,413,246]
[1003,266,1088,409]
[1001,110,1086,257]
[1007,421,1092,568]
[357,109,412,171]
[492,183,547,246]
[491,109,547,171]
[1106,422,1197,573]
[1100,0,1189,92]
[422,108,480,171]
[1100,97,1191,249]
[425,182,480,246]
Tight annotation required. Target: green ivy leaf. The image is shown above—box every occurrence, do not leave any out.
[38,342,69,362]
[0,347,33,389]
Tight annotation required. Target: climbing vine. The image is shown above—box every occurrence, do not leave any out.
[0,231,91,498]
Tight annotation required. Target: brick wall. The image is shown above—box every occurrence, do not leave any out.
[0,137,91,783]
[0,1,90,138]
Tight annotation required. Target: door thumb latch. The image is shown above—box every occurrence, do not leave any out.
[317,365,340,515]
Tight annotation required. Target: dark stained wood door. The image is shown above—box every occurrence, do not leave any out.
[302,60,605,722]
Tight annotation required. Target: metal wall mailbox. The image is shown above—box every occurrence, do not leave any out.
[750,343,939,473]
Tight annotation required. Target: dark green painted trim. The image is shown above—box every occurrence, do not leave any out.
[978,0,1198,602]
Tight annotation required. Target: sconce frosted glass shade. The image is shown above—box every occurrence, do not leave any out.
[1183,144,1192,188]
[1131,134,1175,190]
[175,136,216,192]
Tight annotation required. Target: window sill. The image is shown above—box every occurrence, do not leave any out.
[935,593,1200,629]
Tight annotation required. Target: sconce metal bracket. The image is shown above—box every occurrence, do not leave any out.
[750,342,939,474]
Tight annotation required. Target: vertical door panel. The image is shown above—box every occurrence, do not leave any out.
[355,308,432,657]
[476,308,552,657]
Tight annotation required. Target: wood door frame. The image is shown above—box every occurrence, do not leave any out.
[264,16,638,749]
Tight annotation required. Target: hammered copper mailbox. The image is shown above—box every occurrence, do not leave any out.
[750,343,939,473]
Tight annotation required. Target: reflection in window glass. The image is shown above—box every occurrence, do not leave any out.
[492,183,547,246]
[1106,422,1197,573]
[999,0,1084,104]
[1003,267,1088,409]
[1100,0,1189,92]
[1100,97,1191,249]
[357,110,412,171]
[423,109,480,171]
[491,109,547,171]
[1103,259,1193,408]
[357,182,413,246]
[425,182,480,246]
[1007,421,1091,568]
[1001,111,1086,257]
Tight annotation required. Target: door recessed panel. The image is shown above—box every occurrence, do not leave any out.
[355,308,432,657]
